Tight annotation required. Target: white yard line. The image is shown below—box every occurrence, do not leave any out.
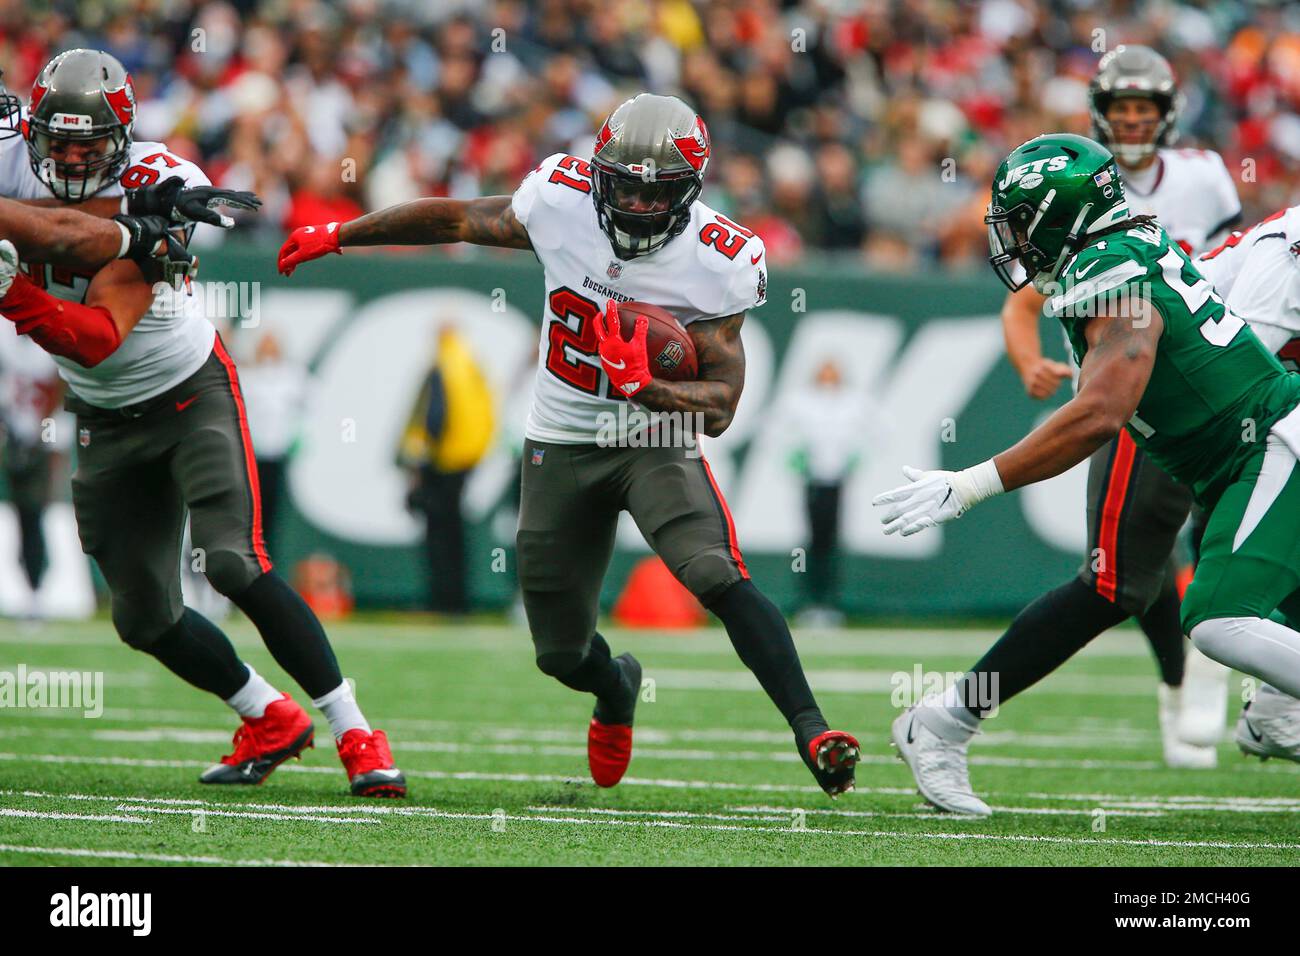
[0,808,150,824]
[0,843,350,866]
[110,804,380,825]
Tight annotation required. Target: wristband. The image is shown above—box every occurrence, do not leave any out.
[950,458,1004,510]
[115,220,131,259]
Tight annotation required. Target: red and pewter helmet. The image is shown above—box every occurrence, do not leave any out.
[26,49,136,202]
[1088,45,1182,167]
[592,93,709,260]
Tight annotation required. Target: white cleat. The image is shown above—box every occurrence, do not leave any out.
[1179,647,1230,747]
[1157,684,1217,769]
[890,707,991,817]
[1236,684,1300,764]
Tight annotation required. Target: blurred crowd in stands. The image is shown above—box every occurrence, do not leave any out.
[2,0,1299,269]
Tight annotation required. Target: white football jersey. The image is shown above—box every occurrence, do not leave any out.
[0,136,215,408]
[1123,147,1241,254]
[512,151,767,444]
[1197,205,1300,358]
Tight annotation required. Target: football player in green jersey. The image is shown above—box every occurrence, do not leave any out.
[875,133,1300,816]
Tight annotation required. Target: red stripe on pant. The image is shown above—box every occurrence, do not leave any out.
[212,336,273,574]
[700,456,749,580]
[1095,430,1137,602]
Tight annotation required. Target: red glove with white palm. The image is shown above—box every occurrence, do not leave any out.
[277,222,343,276]
[593,298,651,397]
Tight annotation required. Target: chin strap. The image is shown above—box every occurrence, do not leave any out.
[1,273,121,367]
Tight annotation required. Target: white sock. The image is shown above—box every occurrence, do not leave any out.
[224,665,282,719]
[1190,617,1300,699]
[916,684,979,742]
[312,680,371,740]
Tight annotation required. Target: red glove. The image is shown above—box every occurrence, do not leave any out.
[278,222,342,276]
[594,298,651,397]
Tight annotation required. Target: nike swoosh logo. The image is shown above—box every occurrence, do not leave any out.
[1075,260,1100,279]
[750,251,763,264]
[175,395,198,412]
[906,714,916,745]
[1245,717,1264,743]
[370,768,402,778]
[606,358,626,370]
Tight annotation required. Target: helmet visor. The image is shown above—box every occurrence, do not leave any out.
[594,164,700,240]
[986,207,1031,291]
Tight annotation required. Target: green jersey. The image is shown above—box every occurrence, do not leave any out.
[1045,220,1300,505]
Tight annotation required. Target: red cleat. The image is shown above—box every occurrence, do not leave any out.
[199,693,314,785]
[587,652,642,788]
[588,718,634,788]
[337,728,407,798]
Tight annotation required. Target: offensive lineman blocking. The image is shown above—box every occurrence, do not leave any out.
[0,49,405,797]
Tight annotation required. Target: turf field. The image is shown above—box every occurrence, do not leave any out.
[1,615,1297,867]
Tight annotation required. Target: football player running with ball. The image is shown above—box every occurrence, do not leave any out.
[2,49,405,798]
[280,93,861,796]
[877,133,1300,815]
[991,46,1242,769]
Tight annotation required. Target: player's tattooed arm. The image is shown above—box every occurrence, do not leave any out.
[992,297,1162,491]
[339,196,532,250]
[0,196,126,266]
[635,312,746,438]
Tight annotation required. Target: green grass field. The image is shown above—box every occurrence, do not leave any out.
[1,615,1297,866]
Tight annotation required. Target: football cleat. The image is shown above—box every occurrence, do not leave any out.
[890,707,991,817]
[801,729,860,798]
[338,728,407,798]
[1157,684,1217,769]
[1235,685,1300,764]
[1178,647,1230,747]
[588,652,642,788]
[200,693,314,785]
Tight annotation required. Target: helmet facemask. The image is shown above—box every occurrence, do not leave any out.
[986,191,1094,293]
[28,124,130,202]
[593,161,701,259]
[1091,92,1174,167]
[0,71,20,141]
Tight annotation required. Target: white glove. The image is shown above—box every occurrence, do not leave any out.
[873,460,1004,537]
[0,239,17,299]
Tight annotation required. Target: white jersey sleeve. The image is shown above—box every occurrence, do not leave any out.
[511,152,591,252]
[1222,234,1300,346]
[686,214,767,319]
[1201,150,1242,245]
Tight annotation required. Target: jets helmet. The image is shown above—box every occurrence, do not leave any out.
[986,133,1132,292]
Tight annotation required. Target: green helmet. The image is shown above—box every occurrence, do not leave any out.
[985,133,1131,292]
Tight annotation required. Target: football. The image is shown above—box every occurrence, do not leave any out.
[616,301,699,381]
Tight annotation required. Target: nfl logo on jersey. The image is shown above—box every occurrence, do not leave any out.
[79,427,91,448]
[607,260,622,280]
[531,448,545,466]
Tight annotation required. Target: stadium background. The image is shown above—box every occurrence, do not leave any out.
[3,0,1300,617]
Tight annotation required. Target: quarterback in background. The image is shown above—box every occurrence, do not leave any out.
[992,45,1241,768]
[280,93,861,797]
